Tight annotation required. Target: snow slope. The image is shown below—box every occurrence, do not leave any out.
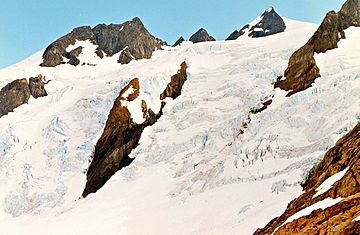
[0,19,359,235]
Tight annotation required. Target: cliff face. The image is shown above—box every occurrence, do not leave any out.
[40,17,166,67]
[275,0,360,96]
[254,123,360,235]
[82,62,187,197]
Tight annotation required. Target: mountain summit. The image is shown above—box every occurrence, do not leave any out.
[226,7,286,40]
[189,28,216,43]
[40,17,166,67]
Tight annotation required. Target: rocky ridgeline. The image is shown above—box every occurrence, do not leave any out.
[172,36,185,47]
[172,28,216,46]
[0,75,48,118]
[82,62,188,197]
[226,7,286,40]
[275,0,360,96]
[255,123,360,235]
[40,17,166,67]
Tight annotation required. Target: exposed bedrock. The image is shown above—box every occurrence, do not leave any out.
[82,62,187,197]
[254,123,360,235]
[275,0,360,96]
[40,17,166,67]
[0,79,30,118]
[0,74,48,118]
[189,28,216,43]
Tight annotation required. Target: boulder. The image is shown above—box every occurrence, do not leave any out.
[29,75,48,98]
[117,47,134,64]
[0,79,30,118]
[66,46,83,66]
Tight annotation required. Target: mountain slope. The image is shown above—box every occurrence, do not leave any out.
[0,16,358,235]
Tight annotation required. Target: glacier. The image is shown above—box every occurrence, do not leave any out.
[0,18,359,235]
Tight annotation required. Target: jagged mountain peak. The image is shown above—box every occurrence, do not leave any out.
[172,36,185,47]
[40,17,166,67]
[226,6,286,40]
[189,28,216,43]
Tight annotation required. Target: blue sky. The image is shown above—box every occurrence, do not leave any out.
[0,0,345,68]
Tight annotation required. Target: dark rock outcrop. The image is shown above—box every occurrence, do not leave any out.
[0,74,48,118]
[275,0,360,96]
[66,46,83,66]
[82,62,188,197]
[0,79,30,118]
[117,47,134,65]
[93,17,166,63]
[341,0,360,26]
[254,123,360,235]
[226,7,285,40]
[248,7,286,38]
[160,62,187,99]
[40,17,166,67]
[225,25,248,40]
[29,75,48,98]
[172,36,185,47]
[40,26,95,67]
[189,28,216,43]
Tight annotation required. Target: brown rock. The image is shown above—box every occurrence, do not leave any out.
[141,100,148,119]
[40,26,95,67]
[254,123,360,235]
[119,78,140,101]
[275,44,320,96]
[66,46,83,66]
[340,0,360,26]
[29,75,48,98]
[0,79,30,118]
[274,194,360,235]
[160,62,187,100]
[41,17,166,67]
[82,62,187,197]
[117,47,134,65]
[275,0,360,96]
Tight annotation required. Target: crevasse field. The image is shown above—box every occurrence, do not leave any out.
[0,18,359,234]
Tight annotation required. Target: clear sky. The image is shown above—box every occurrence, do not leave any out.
[0,0,345,68]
